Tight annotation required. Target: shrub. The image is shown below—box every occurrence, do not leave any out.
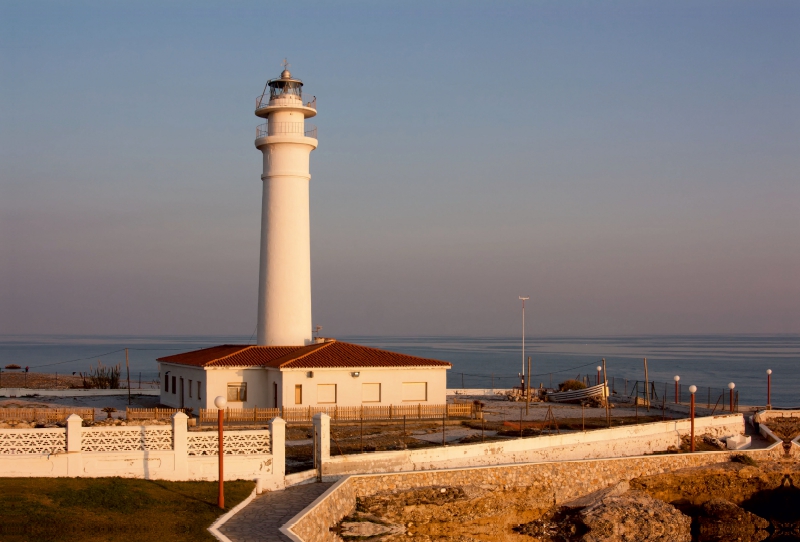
[730,454,758,467]
[4,364,21,370]
[88,361,121,389]
[558,379,587,392]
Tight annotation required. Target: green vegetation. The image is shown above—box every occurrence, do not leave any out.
[730,453,759,467]
[0,477,254,542]
[88,361,121,389]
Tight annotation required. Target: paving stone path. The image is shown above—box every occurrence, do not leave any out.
[219,482,334,542]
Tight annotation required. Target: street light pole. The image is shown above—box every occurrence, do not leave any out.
[519,296,529,391]
[728,383,735,413]
[689,385,697,452]
[214,395,228,509]
[674,375,680,404]
[766,369,772,408]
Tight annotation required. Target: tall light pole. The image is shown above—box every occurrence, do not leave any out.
[689,385,697,452]
[214,395,227,509]
[766,369,772,408]
[519,296,530,389]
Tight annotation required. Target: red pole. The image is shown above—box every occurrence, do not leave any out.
[690,389,695,452]
[675,381,678,404]
[730,389,734,413]
[218,408,224,509]
[728,383,735,414]
[767,369,772,408]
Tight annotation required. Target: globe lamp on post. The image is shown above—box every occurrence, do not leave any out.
[596,366,602,386]
[728,383,735,413]
[688,385,697,452]
[673,375,680,404]
[214,395,227,509]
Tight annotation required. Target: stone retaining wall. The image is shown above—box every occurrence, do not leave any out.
[284,441,784,542]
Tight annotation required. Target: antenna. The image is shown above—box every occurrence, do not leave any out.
[282,58,290,71]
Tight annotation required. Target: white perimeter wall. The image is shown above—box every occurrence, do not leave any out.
[280,367,447,408]
[317,413,747,476]
[159,364,448,410]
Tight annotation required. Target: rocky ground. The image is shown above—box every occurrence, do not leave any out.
[762,417,800,443]
[335,459,800,542]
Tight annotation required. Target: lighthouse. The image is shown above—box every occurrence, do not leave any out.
[254,64,318,346]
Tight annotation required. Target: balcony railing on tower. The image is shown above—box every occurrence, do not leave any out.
[256,94,316,112]
[256,122,317,139]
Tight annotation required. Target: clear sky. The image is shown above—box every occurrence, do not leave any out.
[1,1,798,337]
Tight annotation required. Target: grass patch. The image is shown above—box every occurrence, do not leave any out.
[0,477,254,542]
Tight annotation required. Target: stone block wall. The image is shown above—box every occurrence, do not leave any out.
[286,442,784,542]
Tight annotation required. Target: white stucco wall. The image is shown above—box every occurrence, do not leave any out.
[159,363,448,409]
[158,363,208,410]
[279,367,448,408]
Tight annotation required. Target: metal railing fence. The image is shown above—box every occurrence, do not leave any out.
[256,121,317,139]
[256,94,317,111]
[198,403,475,426]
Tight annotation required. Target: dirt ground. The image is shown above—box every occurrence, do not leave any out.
[0,371,159,390]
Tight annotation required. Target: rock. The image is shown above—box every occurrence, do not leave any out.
[579,490,691,542]
[697,499,769,542]
[340,521,404,537]
[562,482,630,511]
[516,487,690,542]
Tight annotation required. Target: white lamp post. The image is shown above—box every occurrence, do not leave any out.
[214,395,227,508]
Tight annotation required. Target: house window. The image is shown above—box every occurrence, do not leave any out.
[295,384,302,405]
[197,381,202,400]
[164,375,169,392]
[362,383,381,403]
[189,379,192,398]
[317,384,336,404]
[172,376,176,395]
[227,383,247,402]
[402,382,427,401]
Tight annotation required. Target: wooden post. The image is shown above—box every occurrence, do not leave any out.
[125,348,131,406]
[442,413,446,446]
[360,414,364,453]
[520,408,523,438]
[643,358,649,412]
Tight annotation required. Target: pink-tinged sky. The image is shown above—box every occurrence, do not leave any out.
[1,1,799,337]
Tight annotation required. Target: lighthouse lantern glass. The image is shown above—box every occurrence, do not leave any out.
[269,78,303,101]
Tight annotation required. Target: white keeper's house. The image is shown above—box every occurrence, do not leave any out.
[157,65,452,409]
[157,340,450,410]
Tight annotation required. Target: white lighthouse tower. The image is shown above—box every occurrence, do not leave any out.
[254,63,318,346]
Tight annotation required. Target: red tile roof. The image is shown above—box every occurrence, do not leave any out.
[157,340,451,369]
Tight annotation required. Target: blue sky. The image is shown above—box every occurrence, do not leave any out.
[1,1,799,337]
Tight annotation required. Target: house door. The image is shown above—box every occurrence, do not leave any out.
[273,382,278,408]
[180,378,184,408]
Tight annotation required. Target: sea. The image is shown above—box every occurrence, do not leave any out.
[0,334,798,408]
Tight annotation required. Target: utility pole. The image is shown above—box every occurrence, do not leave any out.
[125,348,131,406]
[519,296,529,392]
[526,356,531,415]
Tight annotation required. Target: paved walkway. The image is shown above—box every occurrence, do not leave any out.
[219,482,334,542]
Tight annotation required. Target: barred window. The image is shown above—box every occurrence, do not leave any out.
[227,383,247,402]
